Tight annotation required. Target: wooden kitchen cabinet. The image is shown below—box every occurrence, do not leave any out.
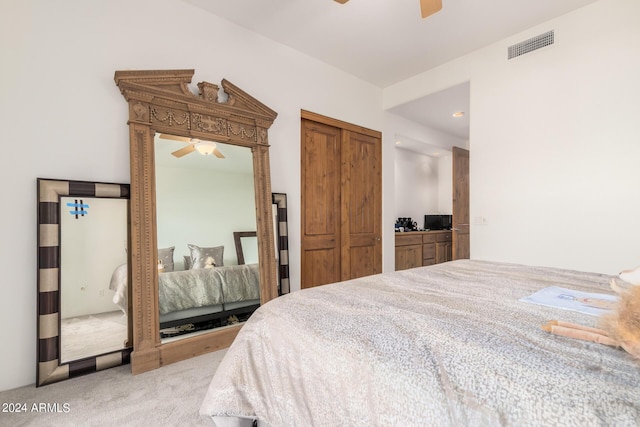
[435,232,452,264]
[395,230,452,271]
[395,233,423,271]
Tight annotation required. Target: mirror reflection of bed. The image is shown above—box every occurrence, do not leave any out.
[153,135,260,342]
[60,197,129,363]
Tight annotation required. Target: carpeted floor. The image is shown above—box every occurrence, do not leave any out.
[61,311,128,362]
[0,349,227,427]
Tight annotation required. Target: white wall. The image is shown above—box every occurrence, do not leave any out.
[437,155,453,214]
[60,197,128,318]
[393,148,453,230]
[0,0,383,391]
[394,148,455,231]
[394,148,439,224]
[384,0,640,275]
[156,166,256,268]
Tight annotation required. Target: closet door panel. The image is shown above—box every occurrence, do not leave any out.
[341,131,382,281]
[348,245,376,280]
[302,248,340,288]
[301,119,341,288]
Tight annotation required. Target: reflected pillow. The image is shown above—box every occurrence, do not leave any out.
[188,244,224,269]
[158,246,175,272]
[183,255,192,270]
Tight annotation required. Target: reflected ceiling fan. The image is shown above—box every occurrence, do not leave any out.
[159,134,225,158]
[334,0,442,19]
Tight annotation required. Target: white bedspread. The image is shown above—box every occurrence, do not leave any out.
[200,260,640,426]
[109,263,260,315]
[109,263,128,315]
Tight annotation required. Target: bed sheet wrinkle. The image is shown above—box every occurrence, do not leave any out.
[430,346,502,426]
[217,264,261,303]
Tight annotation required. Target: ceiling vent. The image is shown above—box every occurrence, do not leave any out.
[508,30,554,60]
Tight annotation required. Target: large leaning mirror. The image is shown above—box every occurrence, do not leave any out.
[114,69,278,374]
[36,178,132,386]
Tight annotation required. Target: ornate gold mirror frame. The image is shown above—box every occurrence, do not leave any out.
[114,69,278,374]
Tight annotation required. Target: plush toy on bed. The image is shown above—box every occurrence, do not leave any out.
[203,256,216,269]
[542,266,640,359]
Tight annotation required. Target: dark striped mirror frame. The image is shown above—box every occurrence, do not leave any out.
[272,193,290,295]
[36,178,132,386]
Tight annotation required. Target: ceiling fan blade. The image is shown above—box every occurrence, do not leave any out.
[420,0,442,18]
[334,0,349,3]
[159,134,191,143]
[213,148,225,159]
[171,145,196,158]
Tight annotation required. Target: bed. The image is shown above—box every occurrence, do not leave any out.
[109,263,260,329]
[199,259,640,426]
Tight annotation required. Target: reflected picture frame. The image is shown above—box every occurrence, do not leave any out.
[233,231,257,266]
[36,178,132,386]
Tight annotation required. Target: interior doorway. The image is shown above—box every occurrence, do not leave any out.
[389,81,471,262]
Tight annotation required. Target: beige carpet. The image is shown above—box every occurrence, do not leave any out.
[61,311,128,362]
[0,349,226,426]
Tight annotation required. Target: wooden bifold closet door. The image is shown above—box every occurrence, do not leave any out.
[301,111,382,289]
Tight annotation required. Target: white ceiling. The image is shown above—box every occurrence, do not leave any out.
[390,81,470,140]
[183,0,600,141]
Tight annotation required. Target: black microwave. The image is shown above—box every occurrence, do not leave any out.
[424,214,452,230]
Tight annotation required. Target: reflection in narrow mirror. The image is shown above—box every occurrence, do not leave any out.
[154,134,259,342]
[240,236,258,264]
[234,231,258,266]
[60,197,129,362]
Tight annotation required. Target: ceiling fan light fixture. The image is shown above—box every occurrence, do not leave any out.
[194,140,216,156]
[420,0,442,19]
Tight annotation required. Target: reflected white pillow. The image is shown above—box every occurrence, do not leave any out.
[188,244,224,269]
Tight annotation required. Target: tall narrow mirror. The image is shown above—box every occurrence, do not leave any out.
[115,69,278,374]
[60,196,129,361]
[37,179,131,386]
